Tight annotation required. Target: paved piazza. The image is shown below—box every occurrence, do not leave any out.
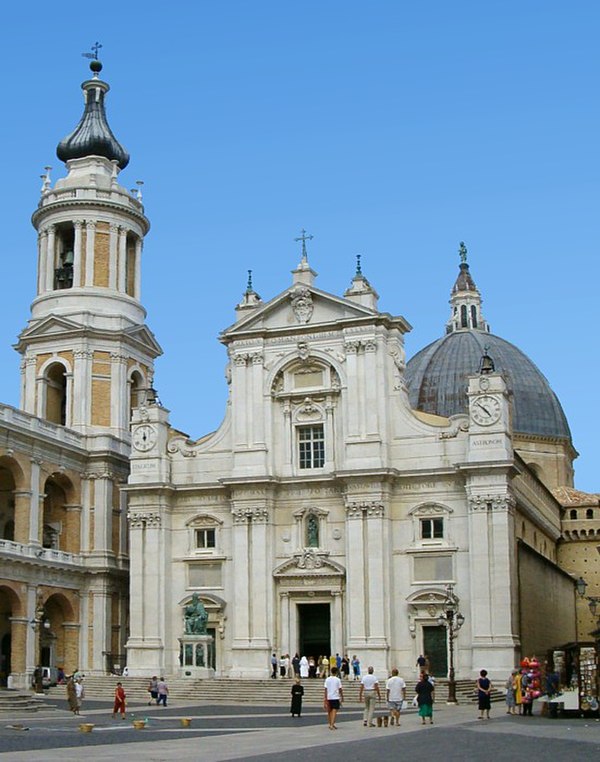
[0,697,598,761]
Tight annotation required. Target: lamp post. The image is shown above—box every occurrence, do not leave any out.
[31,600,50,694]
[437,584,465,704]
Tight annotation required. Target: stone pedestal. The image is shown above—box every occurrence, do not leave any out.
[178,634,215,679]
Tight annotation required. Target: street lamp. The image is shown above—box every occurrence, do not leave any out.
[437,584,465,704]
[30,600,50,694]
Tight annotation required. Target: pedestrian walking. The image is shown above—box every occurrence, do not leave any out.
[477,669,492,719]
[292,653,301,677]
[66,675,77,714]
[112,682,126,719]
[323,666,343,730]
[386,668,406,726]
[147,675,158,705]
[270,653,278,679]
[290,677,304,717]
[505,671,517,715]
[359,666,381,727]
[416,654,426,676]
[352,655,361,681]
[157,677,169,706]
[74,678,85,715]
[415,672,434,725]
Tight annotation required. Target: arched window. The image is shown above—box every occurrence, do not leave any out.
[45,363,67,425]
[460,305,468,328]
[569,509,577,520]
[471,304,478,328]
[586,508,594,519]
[129,370,145,421]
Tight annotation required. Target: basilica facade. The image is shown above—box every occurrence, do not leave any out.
[1,63,598,689]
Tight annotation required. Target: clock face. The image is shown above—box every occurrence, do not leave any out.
[133,424,157,452]
[471,395,501,426]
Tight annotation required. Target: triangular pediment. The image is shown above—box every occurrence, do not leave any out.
[122,325,163,357]
[221,285,382,341]
[18,315,83,341]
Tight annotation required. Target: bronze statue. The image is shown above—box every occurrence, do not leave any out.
[184,593,208,635]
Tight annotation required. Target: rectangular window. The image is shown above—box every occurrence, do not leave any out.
[195,528,216,549]
[298,425,325,469]
[420,518,444,540]
[413,555,453,582]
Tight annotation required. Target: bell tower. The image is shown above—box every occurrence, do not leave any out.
[16,57,162,439]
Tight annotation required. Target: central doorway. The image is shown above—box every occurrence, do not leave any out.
[423,625,448,677]
[298,603,330,657]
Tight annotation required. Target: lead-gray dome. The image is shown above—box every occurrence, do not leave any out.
[406,324,571,440]
[406,247,571,441]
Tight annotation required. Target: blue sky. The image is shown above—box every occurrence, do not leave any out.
[0,2,598,491]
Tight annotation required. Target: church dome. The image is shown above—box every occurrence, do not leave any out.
[405,245,571,441]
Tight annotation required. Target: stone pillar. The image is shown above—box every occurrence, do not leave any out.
[110,353,128,433]
[45,225,56,291]
[345,503,366,646]
[63,623,80,674]
[331,591,344,655]
[365,503,387,645]
[279,592,290,656]
[363,340,378,436]
[467,492,520,673]
[13,491,31,545]
[38,230,48,294]
[64,504,82,554]
[84,221,96,286]
[9,618,28,676]
[117,227,127,292]
[91,589,112,673]
[79,475,92,553]
[22,356,37,413]
[28,460,42,546]
[134,237,142,300]
[249,508,270,648]
[93,475,113,556]
[72,350,92,430]
[73,221,83,287]
[344,341,360,439]
[108,224,118,290]
[125,511,165,675]
[230,511,251,650]
[78,591,89,673]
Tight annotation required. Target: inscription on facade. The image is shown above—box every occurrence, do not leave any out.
[472,438,502,447]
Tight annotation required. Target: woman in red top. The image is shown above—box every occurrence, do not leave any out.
[112,682,126,719]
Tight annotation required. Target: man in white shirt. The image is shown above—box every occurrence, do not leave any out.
[359,666,381,727]
[323,666,344,730]
[386,668,406,726]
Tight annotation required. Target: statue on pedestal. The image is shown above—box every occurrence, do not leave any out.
[184,593,208,635]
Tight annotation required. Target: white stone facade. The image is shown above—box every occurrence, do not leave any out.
[126,262,576,681]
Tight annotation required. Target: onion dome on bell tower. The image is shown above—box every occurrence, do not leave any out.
[56,58,129,169]
[17,52,162,439]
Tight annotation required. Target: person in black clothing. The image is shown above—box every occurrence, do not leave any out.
[290,677,304,717]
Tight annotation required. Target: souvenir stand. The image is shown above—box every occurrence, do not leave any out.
[546,642,599,715]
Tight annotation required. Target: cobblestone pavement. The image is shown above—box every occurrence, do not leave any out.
[0,697,598,760]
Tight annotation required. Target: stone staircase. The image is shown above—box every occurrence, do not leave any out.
[0,690,46,712]
[48,676,503,706]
